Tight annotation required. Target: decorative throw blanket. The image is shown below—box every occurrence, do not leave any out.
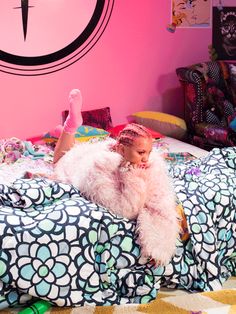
[0,147,235,309]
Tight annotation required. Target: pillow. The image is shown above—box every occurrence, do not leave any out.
[74,125,109,142]
[43,125,109,144]
[108,124,165,139]
[131,111,187,140]
[62,107,113,131]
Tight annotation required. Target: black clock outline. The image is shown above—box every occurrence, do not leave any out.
[0,0,114,76]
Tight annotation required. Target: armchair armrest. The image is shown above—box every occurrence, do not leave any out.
[176,67,205,85]
[176,66,207,129]
[195,123,230,145]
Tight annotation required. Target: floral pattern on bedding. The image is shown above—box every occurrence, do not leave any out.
[164,147,236,291]
[0,179,161,308]
[0,146,235,309]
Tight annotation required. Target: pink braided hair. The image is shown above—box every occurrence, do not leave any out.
[116,123,152,147]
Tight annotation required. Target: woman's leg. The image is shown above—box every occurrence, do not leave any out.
[53,89,83,164]
[53,132,75,164]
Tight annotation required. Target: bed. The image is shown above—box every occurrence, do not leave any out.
[0,134,235,310]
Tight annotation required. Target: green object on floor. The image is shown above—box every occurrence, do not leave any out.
[18,300,52,314]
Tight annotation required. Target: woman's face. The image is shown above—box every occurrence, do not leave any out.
[118,137,153,166]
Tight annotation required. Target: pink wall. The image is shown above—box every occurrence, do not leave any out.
[1,0,235,139]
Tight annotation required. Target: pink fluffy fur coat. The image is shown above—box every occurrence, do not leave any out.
[54,139,179,265]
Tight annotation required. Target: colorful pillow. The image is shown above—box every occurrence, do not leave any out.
[43,125,109,144]
[131,111,187,140]
[74,125,109,142]
[62,107,113,130]
[108,124,165,139]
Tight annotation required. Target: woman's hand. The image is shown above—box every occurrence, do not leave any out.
[119,157,151,175]
[148,258,161,268]
[131,162,150,170]
[119,160,132,172]
[119,161,150,172]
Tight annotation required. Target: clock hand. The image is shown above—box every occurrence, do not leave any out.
[14,0,34,41]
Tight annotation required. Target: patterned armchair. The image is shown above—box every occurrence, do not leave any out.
[176,61,236,150]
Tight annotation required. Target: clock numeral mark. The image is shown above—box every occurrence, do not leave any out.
[14,0,34,41]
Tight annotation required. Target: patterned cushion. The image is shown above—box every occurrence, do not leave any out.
[62,107,113,131]
[205,85,228,126]
[205,110,221,125]
[43,125,109,144]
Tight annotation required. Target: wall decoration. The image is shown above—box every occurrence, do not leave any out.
[0,0,114,76]
[212,6,236,60]
[172,0,212,28]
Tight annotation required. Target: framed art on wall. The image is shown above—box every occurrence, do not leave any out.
[172,0,212,28]
[212,6,236,60]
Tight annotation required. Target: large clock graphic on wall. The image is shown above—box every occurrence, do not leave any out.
[0,0,114,76]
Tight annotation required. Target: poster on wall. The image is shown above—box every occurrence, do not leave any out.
[172,0,212,28]
[212,6,236,60]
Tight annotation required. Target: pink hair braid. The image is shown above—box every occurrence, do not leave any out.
[117,123,152,147]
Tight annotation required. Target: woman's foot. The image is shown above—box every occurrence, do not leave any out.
[63,89,83,134]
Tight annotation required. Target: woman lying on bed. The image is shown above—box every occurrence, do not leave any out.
[0,90,235,310]
[52,89,179,266]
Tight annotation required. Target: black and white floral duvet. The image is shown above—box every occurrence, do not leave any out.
[0,147,235,309]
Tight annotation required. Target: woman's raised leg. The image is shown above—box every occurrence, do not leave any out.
[53,89,83,164]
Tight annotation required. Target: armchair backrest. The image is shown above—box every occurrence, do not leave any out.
[176,61,236,135]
